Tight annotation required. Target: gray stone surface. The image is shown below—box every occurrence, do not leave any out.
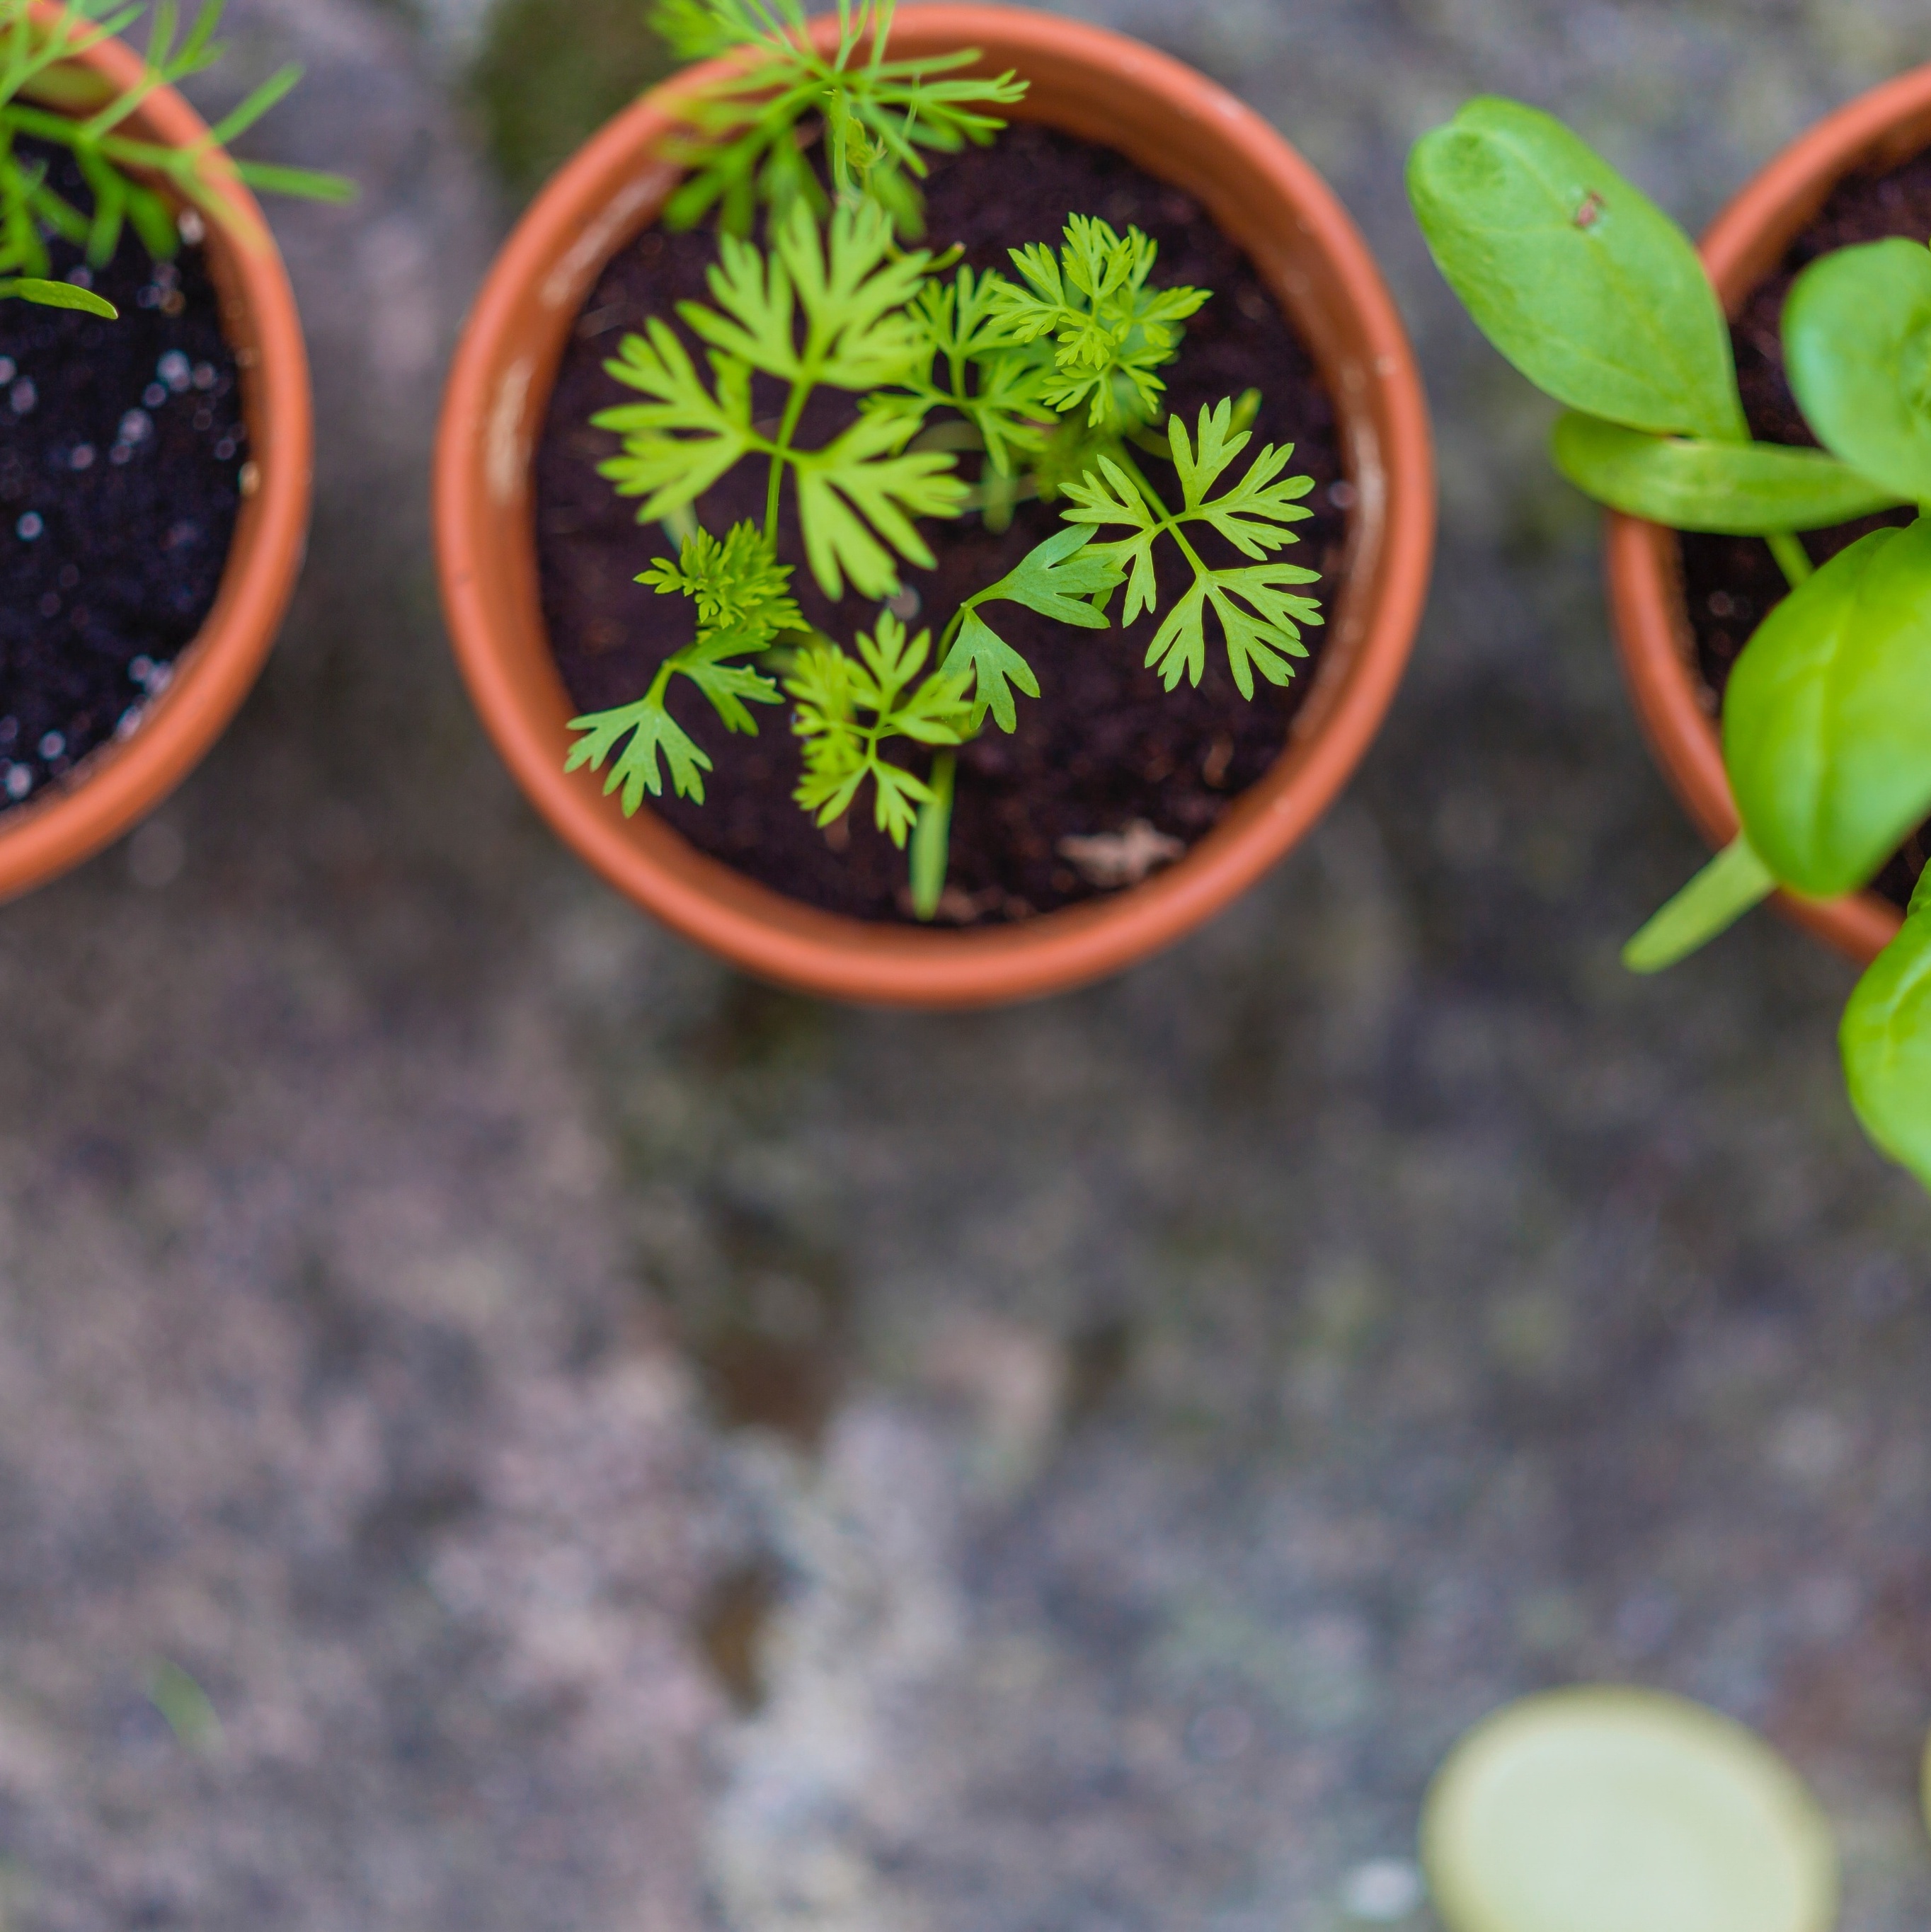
[4,1,1931,1926]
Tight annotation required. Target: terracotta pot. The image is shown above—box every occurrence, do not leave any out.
[436,5,1433,1006]
[0,6,312,902]
[1605,67,1931,966]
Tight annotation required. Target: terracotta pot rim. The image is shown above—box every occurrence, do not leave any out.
[435,4,1434,1006]
[1605,67,1931,967]
[0,5,312,904]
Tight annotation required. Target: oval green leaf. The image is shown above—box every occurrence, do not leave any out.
[1725,519,1931,895]
[1785,238,1931,503]
[1552,411,1904,531]
[0,276,119,318]
[1408,98,1746,440]
[1841,894,1931,1192]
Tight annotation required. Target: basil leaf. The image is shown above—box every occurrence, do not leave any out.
[1551,411,1904,531]
[1841,898,1931,1190]
[1724,520,1931,896]
[1407,98,1746,441]
[1784,238,1931,505]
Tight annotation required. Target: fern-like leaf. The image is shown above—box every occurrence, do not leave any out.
[594,319,756,518]
[787,612,974,844]
[1058,400,1325,694]
[992,214,1208,431]
[566,695,714,808]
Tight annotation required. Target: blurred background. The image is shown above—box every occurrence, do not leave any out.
[4,0,1931,1925]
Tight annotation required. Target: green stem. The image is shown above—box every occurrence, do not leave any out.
[910,749,955,921]
[764,376,813,544]
[1116,447,1211,577]
[1767,531,1813,589]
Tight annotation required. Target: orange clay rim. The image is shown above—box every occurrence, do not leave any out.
[1605,64,1931,967]
[0,5,313,903]
[435,5,1434,1008]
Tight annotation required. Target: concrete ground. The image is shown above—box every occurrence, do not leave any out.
[4,1,1931,1926]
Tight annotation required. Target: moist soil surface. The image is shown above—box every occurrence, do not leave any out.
[536,122,1349,925]
[0,144,247,817]
[1678,151,1931,910]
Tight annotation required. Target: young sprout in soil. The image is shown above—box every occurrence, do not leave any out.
[1,0,354,314]
[568,0,1324,924]
[1409,97,1931,1193]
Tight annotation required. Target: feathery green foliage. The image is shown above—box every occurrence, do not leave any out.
[1411,95,1931,1194]
[788,611,974,844]
[993,215,1210,432]
[0,0,351,311]
[648,0,1025,237]
[568,24,1329,928]
[1061,401,1322,696]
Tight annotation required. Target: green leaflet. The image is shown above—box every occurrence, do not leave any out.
[1551,411,1903,532]
[1408,97,1746,440]
[788,614,975,846]
[566,695,714,809]
[1784,237,1931,505]
[1724,520,1931,897]
[1060,401,1322,697]
[1840,872,1931,1191]
[0,275,116,314]
[1622,832,1777,972]
[944,611,1039,734]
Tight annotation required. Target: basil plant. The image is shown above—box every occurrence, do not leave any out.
[1408,98,1931,1195]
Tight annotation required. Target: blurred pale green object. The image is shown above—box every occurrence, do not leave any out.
[1421,1686,1838,1932]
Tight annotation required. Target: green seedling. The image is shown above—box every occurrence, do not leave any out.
[566,0,1324,918]
[1410,96,1931,1193]
[1,0,353,315]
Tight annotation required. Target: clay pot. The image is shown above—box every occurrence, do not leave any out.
[436,5,1433,1006]
[1605,67,1931,966]
[0,5,312,902]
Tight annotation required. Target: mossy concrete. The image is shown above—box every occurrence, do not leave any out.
[1,1,1929,1927]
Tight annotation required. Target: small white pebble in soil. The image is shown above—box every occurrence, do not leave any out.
[8,379,35,415]
[65,266,92,290]
[119,409,152,445]
[0,357,13,383]
[214,437,236,461]
[192,362,217,391]
[145,662,173,695]
[16,512,42,540]
[886,585,922,621]
[1330,479,1358,510]
[109,444,132,466]
[158,350,191,391]
[69,444,94,471]
[38,732,64,762]
[4,768,30,801]
[154,260,179,289]
[176,209,204,246]
[135,285,159,309]
[115,705,142,741]
[127,820,185,889]
[143,383,167,409]
[1340,1858,1423,1924]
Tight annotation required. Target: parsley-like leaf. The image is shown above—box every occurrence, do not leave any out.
[640,519,804,636]
[594,318,755,518]
[787,611,974,844]
[650,0,1026,238]
[943,610,1039,734]
[1060,399,1324,696]
[992,214,1209,431]
[900,264,1051,476]
[566,694,714,808]
[793,401,964,599]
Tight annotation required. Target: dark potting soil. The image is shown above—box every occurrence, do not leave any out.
[1678,151,1931,910]
[0,142,246,815]
[535,122,1349,924]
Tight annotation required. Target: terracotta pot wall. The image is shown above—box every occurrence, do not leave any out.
[436,6,1434,1006]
